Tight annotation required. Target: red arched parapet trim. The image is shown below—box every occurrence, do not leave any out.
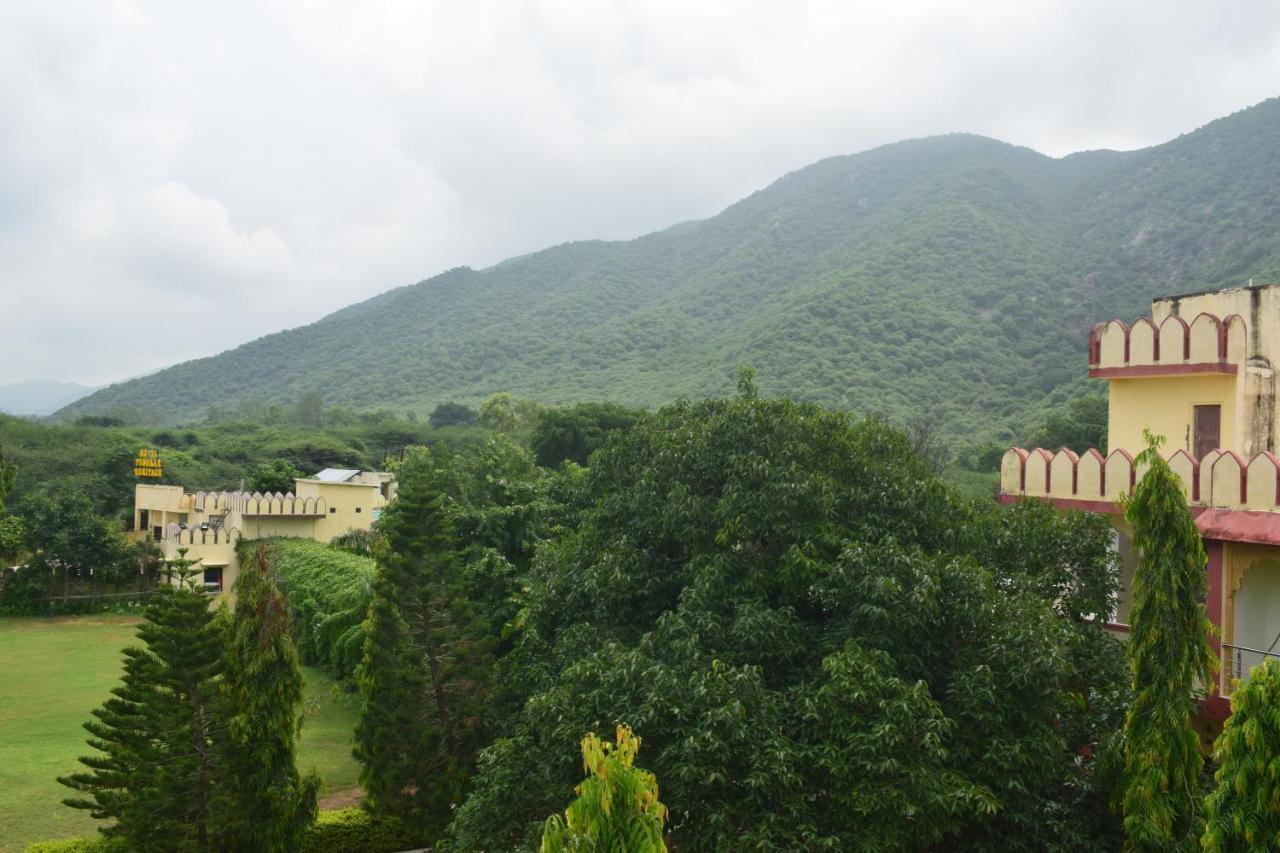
[1098,319,1131,367]
[1166,449,1200,502]
[1246,451,1280,508]
[1076,447,1107,499]
[1001,447,1029,493]
[1088,323,1105,365]
[1025,448,1053,496]
[1158,314,1191,362]
[1051,448,1080,495]
[1188,312,1224,363]
[1130,317,1159,363]
[1212,450,1248,506]
[1105,448,1136,499]
[1222,314,1248,361]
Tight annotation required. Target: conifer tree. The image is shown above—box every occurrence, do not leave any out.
[59,548,225,851]
[1119,435,1217,851]
[1202,659,1280,852]
[216,545,319,852]
[354,452,491,831]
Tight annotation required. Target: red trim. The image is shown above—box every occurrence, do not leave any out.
[1132,317,1159,362]
[1212,451,1248,505]
[1168,449,1201,502]
[996,494,1122,514]
[1197,508,1280,547]
[1160,314,1191,361]
[1202,695,1232,722]
[1089,362,1238,378]
[1081,448,1106,496]
[1205,540,1224,697]
[1103,621,1130,634]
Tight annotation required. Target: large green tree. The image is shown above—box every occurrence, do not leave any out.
[216,545,319,851]
[60,549,226,850]
[355,449,496,832]
[529,402,644,468]
[1120,436,1217,851]
[448,378,1125,850]
[1202,659,1280,851]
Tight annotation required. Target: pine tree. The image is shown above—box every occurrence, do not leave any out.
[354,453,491,831]
[1120,435,1217,851]
[541,726,667,852]
[1202,659,1280,851]
[216,545,319,852]
[58,646,164,839]
[59,548,225,851]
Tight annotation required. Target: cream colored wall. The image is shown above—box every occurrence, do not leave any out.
[1224,545,1280,688]
[296,480,385,542]
[1108,374,1240,455]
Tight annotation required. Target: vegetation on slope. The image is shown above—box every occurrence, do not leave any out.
[60,99,1280,446]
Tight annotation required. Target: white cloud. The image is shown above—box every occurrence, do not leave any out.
[0,0,1278,384]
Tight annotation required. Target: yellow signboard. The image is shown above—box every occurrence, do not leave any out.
[134,448,163,479]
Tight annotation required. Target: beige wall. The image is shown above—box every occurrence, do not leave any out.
[1108,374,1240,455]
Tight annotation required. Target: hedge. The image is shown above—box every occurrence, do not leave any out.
[242,539,377,681]
[27,808,429,853]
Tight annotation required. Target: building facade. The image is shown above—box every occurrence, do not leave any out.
[999,283,1280,719]
[130,468,395,595]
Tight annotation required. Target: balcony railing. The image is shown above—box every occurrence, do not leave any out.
[1221,642,1280,695]
[1000,445,1280,513]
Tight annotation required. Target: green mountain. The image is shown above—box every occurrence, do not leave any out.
[61,98,1280,442]
[0,380,96,416]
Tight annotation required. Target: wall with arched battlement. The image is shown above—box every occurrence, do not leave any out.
[1000,445,1280,512]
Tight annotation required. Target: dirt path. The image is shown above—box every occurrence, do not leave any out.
[318,786,363,810]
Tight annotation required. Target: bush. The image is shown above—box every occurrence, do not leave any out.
[250,539,376,681]
[300,807,429,853]
[28,808,427,853]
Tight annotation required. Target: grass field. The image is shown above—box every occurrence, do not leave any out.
[0,615,361,852]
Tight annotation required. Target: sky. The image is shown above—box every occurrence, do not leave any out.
[1,1,1279,387]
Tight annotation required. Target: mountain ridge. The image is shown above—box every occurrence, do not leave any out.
[61,97,1280,443]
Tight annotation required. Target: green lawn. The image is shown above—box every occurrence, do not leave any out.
[0,615,360,852]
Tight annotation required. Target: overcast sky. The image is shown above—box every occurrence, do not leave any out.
[1,1,1278,387]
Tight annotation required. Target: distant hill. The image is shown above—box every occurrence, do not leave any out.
[60,98,1280,443]
[0,380,96,416]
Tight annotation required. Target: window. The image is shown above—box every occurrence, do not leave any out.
[138,509,150,533]
[355,507,362,514]
[203,567,223,593]
[330,507,337,514]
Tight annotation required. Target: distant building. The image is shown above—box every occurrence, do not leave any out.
[131,468,396,594]
[999,282,1280,732]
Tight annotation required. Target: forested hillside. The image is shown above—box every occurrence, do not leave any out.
[61,98,1280,441]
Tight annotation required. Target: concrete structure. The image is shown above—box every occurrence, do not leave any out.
[131,468,395,595]
[1000,283,1280,719]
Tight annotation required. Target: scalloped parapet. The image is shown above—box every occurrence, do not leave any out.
[1088,312,1247,377]
[999,446,1280,512]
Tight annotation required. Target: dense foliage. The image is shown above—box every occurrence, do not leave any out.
[529,402,645,468]
[257,539,376,681]
[218,546,320,851]
[446,380,1127,850]
[59,551,225,850]
[1202,660,1280,852]
[1120,437,1217,851]
[59,99,1280,449]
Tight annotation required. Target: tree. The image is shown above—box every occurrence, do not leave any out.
[1202,659,1280,852]
[541,726,667,852]
[354,451,494,832]
[294,391,326,427]
[216,545,319,851]
[1119,434,1217,852]
[449,380,1120,850]
[248,459,304,494]
[1026,395,1109,453]
[529,402,644,468]
[17,492,132,604]
[0,441,16,509]
[478,392,517,433]
[430,402,478,428]
[59,549,226,850]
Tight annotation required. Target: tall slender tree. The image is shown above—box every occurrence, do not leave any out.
[216,545,319,851]
[1119,434,1217,851]
[354,451,492,832]
[1202,659,1280,851]
[60,549,225,851]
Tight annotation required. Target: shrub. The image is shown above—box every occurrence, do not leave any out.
[300,807,429,853]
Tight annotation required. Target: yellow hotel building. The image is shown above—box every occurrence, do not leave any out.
[1000,282,1280,724]
[131,468,395,594]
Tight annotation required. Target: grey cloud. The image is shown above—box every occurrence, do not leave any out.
[0,0,1278,385]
